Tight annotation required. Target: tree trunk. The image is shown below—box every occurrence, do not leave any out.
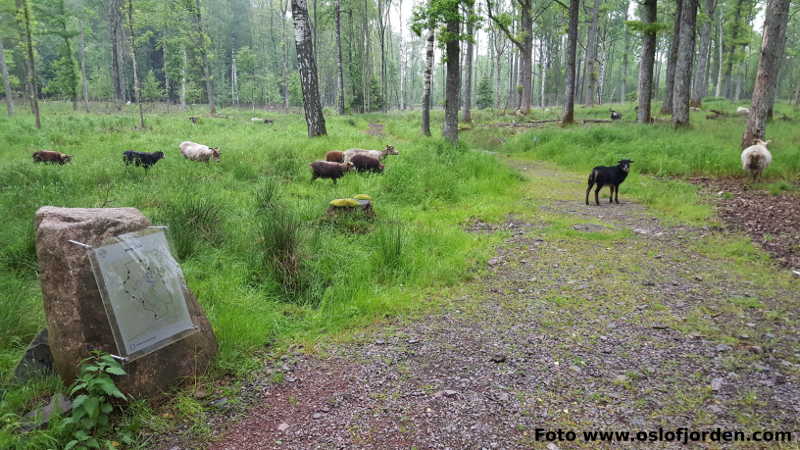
[691,0,715,106]
[0,36,14,115]
[714,18,723,97]
[421,25,434,136]
[741,0,790,148]
[291,0,327,137]
[722,0,745,98]
[443,17,460,143]
[462,7,475,123]
[335,0,345,114]
[378,0,387,112]
[620,3,629,103]
[16,0,40,128]
[127,0,144,128]
[562,0,579,124]
[180,47,187,110]
[487,0,533,114]
[583,0,600,107]
[163,42,169,102]
[540,38,547,107]
[231,54,239,105]
[672,0,698,128]
[281,0,290,111]
[109,0,126,105]
[637,0,657,123]
[661,0,683,114]
[193,0,215,115]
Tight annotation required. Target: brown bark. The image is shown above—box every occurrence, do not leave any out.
[16,0,40,128]
[335,0,345,114]
[661,0,683,115]
[637,0,657,123]
[672,0,698,128]
[0,36,14,115]
[442,17,460,143]
[691,0,716,106]
[292,0,327,137]
[562,0,579,124]
[741,0,791,149]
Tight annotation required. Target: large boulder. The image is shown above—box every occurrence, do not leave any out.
[35,207,217,398]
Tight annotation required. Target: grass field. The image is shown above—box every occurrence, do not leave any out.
[0,99,797,447]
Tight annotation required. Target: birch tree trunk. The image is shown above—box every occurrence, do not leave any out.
[180,47,187,110]
[462,7,475,123]
[421,26,434,136]
[691,0,715,106]
[163,42,169,102]
[620,3,629,104]
[291,0,326,137]
[672,0,698,128]
[637,0,657,123]
[562,0,579,124]
[583,0,600,107]
[335,0,345,114]
[16,0,40,128]
[0,36,15,115]
[127,0,144,128]
[661,0,683,114]
[442,17,460,143]
[231,54,238,105]
[715,19,723,97]
[741,0,791,148]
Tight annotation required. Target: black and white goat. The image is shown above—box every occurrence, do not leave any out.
[585,159,633,205]
[610,110,622,120]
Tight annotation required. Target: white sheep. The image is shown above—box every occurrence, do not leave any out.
[343,145,398,163]
[741,139,772,181]
[179,141,220,162]
[736,106,750,115]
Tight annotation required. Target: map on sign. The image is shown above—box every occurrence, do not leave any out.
[89,228,197,362]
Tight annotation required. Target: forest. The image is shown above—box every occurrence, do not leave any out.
[1,0,800,448]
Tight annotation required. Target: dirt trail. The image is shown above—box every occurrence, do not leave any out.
[173,161,800,449]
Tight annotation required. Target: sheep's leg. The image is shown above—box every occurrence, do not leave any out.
[585,183,594,205]
[594,185,603,206]
[614,185,620,204]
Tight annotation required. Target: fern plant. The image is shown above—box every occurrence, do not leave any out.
[64,351,127,450]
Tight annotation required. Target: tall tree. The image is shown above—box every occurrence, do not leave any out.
[721,0,747,99]
[335,0,345,114]
[562,0,579,124]
[127,0,144,128]
[108,0,126,105]
[486,0,533,114]
[582,0,600,106]
[637,0,657,123]
[16,0,40,128]
[191,0,216,114]
[414,1,436,136]
[661,0,683,115]
[291,0,326,136]
[462,3,475,123]
[741,0,791,148]
[690,0,716,106]
[672,0,698,127]
[0,35,13,115]
[442,5,461,142]
[78,27,89,111]
[620,2,630,104]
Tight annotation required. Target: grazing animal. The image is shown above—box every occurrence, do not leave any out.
[189,116,201,124]
[740,139,772,181]
[325,151,345,162]
[310,161,353,184]
[179,141,220,162]
[343,144,398,162]
[350,154,384,173]
[251,117,274,124]
[123,150,165,169]
[736,106,750,115]
[585,159,634,206]
[32,150,72,165]
[610,110,622,120]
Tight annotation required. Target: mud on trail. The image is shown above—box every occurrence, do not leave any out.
[166,161,800,449]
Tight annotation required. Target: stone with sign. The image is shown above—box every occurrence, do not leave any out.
[35,207,217,398]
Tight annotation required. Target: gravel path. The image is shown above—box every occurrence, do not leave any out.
[172,161,800,449]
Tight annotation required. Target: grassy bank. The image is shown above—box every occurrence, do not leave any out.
[0,103,522,447]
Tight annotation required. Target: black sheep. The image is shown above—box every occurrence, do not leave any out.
[610,110,622,120]
[585,159,633,205]
[123,150,165,169]
[350,154,384,173]
[310,161,354,184]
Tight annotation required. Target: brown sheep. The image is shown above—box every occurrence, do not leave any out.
[310,161,353,184]
[32,150,73,165]
[325,151,345,163]
[350,154,384,173]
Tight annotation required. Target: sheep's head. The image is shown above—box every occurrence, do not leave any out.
[210,147,221,161]
[384,145,399,155]
[342,162,354,171]
[154,151,165,160]
[755,139,771,147]
[618,159,633,172]
[62,154,73,163]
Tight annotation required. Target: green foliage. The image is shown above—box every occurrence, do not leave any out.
[476,77,493,109]
[141,70,163,101]
[64,352,127,450]
[367,78,384,112]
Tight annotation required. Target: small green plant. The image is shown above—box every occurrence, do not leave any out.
[64,352,127,450]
